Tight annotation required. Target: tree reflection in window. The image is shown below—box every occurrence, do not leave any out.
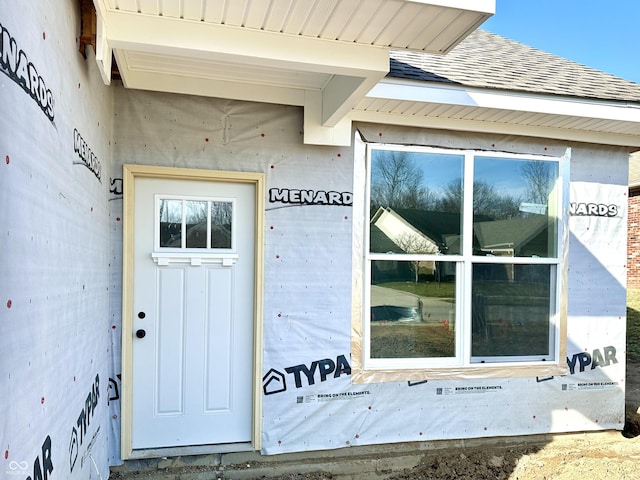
[159,198,232,249]
[370,149,464,257]
[473,158,558,258]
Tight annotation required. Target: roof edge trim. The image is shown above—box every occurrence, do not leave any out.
[368,79,640,123]
[350,111,640,148]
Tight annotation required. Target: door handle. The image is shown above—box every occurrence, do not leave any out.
[136,329,146,339]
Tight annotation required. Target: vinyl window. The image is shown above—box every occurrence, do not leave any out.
[358,144,568,377]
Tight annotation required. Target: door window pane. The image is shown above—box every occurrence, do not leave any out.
[370,150,464,255]
[157,197,234,250]
[185,200,208,248]
[159,199,183,247]
[473,157,559,258]
[471,263,552,360]
[370,261,456,359]
[210,201,232,249]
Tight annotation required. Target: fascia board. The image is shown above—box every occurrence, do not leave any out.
[368,79,640,124]
[91,0,109,18]
[349,109,640,147]
[95,14,112,85]
[103,9,390,78]
[407,0,495,14]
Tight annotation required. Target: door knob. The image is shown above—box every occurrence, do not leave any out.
[138,311,146,319]
[136,329,146,339]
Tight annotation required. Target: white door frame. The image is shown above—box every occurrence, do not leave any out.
[121,164,264,459]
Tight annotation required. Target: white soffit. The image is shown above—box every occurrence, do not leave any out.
[92,0,494,145]
[352,79,640,147]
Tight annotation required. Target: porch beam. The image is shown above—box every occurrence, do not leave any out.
[102,9,390,79]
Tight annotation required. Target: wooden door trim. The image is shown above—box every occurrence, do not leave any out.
[121,164,265,459]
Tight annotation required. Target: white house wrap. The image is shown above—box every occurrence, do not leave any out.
[2,0,640,477]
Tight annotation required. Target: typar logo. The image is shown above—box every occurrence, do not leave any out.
[69,374,100,473]
[262,369,286,395]
[567,345,618,375]
[263,355,351,395]
[69,426,79,472]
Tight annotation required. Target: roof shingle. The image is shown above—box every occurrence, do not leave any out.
[389,30,640,103]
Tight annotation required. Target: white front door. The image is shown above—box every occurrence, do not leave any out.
[131,175,255,449]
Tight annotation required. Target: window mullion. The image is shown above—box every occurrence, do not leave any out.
[181,200,186,249]
[461,153,475,365]
[462,152,475,258]
[457,260,469,366]
[206,201,212,249]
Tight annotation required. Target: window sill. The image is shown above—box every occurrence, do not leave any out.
[349,363,568,383]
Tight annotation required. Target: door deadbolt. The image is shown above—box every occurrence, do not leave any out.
[136,329,146,339]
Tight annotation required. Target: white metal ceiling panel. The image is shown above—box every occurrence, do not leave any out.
[392,4,443,49]
[142,0,161,14]
[182,0,203,21]
[335,0,381,43]
[202,0,224,23]
[279,0,316,35]
[354,2,405,45]
[223,1,248,26]
[300,0,341,38]
[104,0,492,51]
[114,0,139,11]
[160,0,182,18]
[413,9,471,51]
[244,1,272,29]
[372,2,426,47]
[262,0,295,32]
[317,1,360,40]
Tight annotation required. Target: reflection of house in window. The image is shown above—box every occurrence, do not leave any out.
[370,207,461,282]
[473,215,552,257]
[370,206,553,283]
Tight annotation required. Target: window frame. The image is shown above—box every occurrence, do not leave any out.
[351,141,570,382]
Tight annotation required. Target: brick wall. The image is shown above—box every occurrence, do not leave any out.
[629,189,640,289]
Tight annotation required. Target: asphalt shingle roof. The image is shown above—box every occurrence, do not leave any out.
[389,29,640,103]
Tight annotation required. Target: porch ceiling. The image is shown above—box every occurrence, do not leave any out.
[91,0,494,145]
